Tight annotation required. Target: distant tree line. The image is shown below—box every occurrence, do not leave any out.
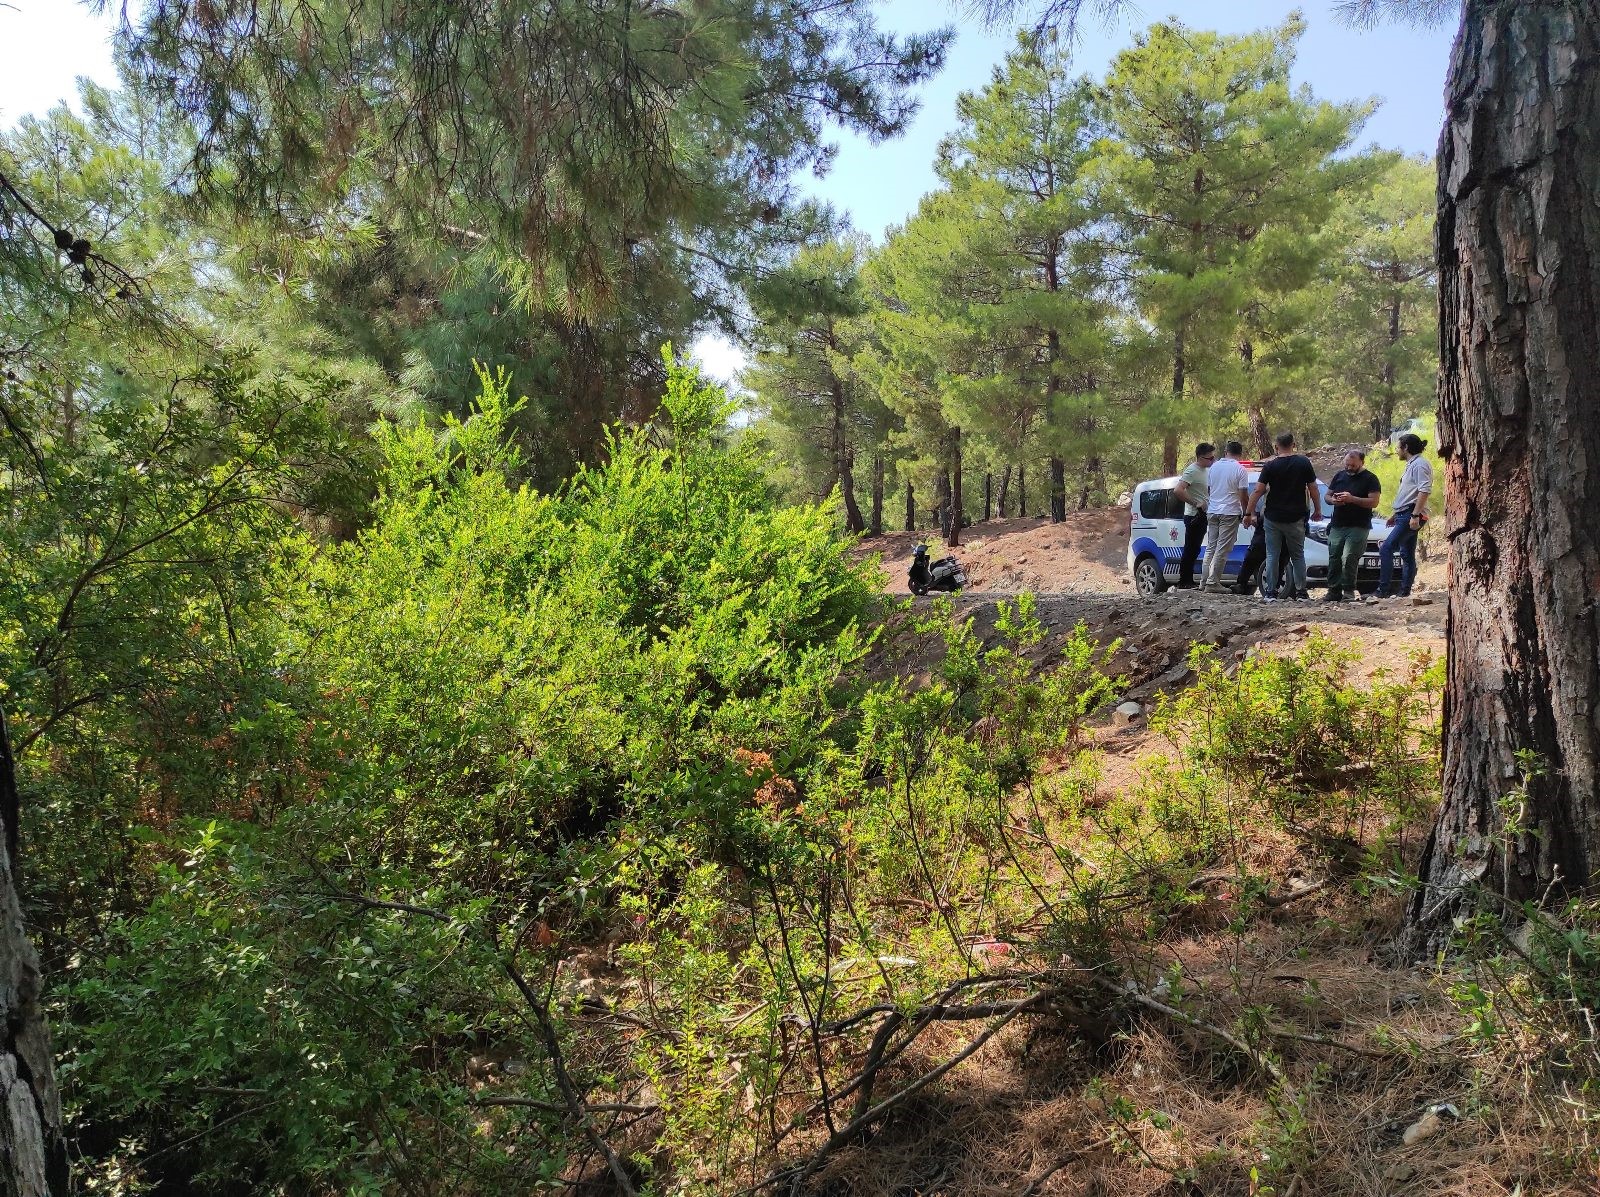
[745,19,1438,544]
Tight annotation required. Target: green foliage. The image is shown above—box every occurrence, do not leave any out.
[113,0,949,319]
[59,357,896,1189]
[1151,633,1442,837]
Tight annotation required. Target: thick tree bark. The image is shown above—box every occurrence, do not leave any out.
[905,480,916,533]
[948,429,963,548]
[1382,287,1403,439]
[830,381,864,534]
[1240,339,1272,456]
[983,472,992,522]
[1049,457,1067,523]
[1402,1,1600,958]
[997,465,1013,519]
[1165,326,1186,477]
[1018,464,1027,519]
[0,709,68,1196]
[869,455,884,537]
[1079,456,1104,511]
[935,470,952,541]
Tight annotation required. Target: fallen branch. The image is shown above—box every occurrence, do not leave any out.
[1095,976,1283,1082]
[1017,1135,1114,1195]
[767,989,1057,1195]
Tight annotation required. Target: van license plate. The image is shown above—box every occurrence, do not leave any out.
[1361,554,1378,569]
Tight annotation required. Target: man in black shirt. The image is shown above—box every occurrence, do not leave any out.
[1244,432,1321,602]
[1324,449,1381,602]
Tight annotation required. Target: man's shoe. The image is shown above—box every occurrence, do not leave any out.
[1260,592,1277,604]
[1324,590,1346,603]
[1176,580,1198,590]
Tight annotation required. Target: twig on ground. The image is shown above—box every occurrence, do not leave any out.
[1094,976,1283,1082]
[1017,1136,1114,1195]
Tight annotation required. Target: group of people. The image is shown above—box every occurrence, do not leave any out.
[1172,431,1434,603]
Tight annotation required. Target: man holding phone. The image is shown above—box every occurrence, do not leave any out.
[1324,449,1381,602]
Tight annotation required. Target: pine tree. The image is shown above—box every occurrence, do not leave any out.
[746,239,894,534]
[1089,17,1376,467]
[1314,155,1439,441]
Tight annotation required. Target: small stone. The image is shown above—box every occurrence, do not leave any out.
[1113,701,1144,726]
[1411,595,1433,606]
[1402,1111,1444,1145]
[1288,624,1309,635]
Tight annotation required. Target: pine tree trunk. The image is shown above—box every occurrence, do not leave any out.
[905,480,916,533]
[1383,287,1402,439]
[948,430,963,548]
[1248,407,1271,458]
[869,455,884,537]
[0,709,68,1196]
[997,465,1013,519]
[936,470,952,541]
[983,472,992,522]
[831,382,864,534]
[1079,456,1104,511]
[1401,0,1600,958]
[1165,327,1185,477]
[1018,464,1027,519]
[1049,457,1067,523]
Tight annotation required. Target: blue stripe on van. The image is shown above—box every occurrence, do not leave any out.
[1135,531,1249,578]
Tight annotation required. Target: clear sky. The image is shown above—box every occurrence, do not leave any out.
[0,0,1459,385]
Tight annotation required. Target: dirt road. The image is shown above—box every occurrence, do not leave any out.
[857,511,1446,699]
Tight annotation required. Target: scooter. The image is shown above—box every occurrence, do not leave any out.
[908,543,967,595]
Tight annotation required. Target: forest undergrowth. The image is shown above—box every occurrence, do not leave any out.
[26,363,1599,1196]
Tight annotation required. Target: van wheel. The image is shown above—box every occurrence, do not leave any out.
[1134,554,1167,597]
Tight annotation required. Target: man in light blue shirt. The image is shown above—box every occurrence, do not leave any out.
[1375,433,1434,599]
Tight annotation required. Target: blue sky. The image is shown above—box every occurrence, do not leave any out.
[0,0,1458,383]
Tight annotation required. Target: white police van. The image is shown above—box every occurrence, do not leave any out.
[1127,467,1388,597]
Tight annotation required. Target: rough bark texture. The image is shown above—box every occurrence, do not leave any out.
[830,381,864,534]
[997,465,1013,519]
[0,711,67,1195]
[904,480,915,533]
[1404,0,1600,958]
[983,471,992,522]
[869,455,884,537]
[1049,457,1066,523]
[935,470,952,540]
[1078,455,1104,511]
[948,430,963,548]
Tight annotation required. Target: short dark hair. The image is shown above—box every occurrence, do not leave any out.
[1224,440,1244,457]
[1347,448,1367,461]
[1274,431,1297,450]
[1398,433,1428,456]
[1195,442,1215,458]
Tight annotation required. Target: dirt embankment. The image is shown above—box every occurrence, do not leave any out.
[857,508,1446,694]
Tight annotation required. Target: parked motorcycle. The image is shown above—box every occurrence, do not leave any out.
[908,543,967,595]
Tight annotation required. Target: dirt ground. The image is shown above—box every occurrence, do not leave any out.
[814,510,1553,1197]
[857,511,1447,691]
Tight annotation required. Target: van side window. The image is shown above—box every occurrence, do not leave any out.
[1139,489,1183,520]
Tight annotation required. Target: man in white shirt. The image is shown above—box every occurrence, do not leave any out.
[1375,432,1434,599]
[1201,441,1250,591]
[1174,442,1215,588]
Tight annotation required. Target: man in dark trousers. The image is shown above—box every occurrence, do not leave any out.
[1324,449,1381,602]
[1174,442,1214,589]
[1244,431,1321,603]
[1233,450,1289,597]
